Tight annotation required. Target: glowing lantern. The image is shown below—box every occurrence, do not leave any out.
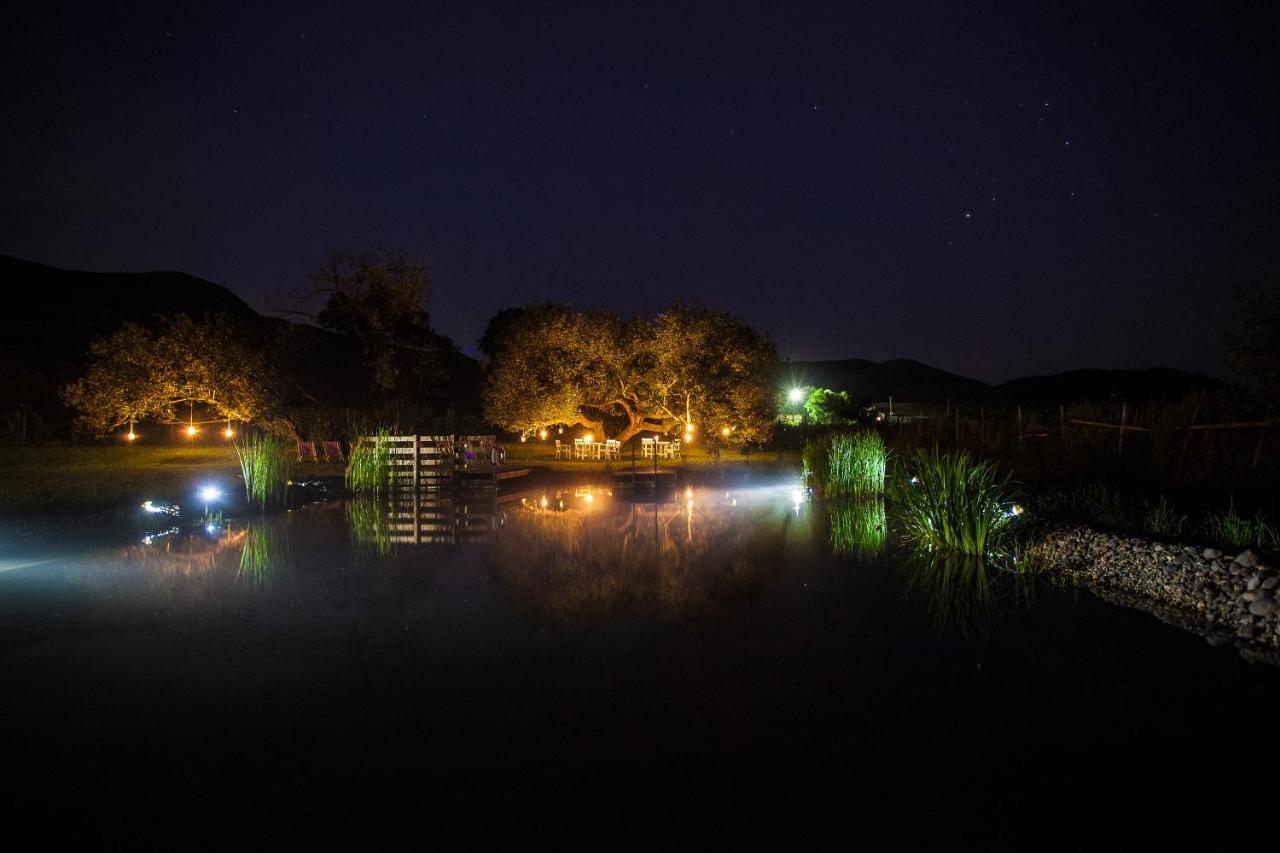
[186,424,198,437]
[539,429,548,440]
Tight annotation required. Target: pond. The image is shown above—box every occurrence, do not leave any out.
[2,479,1277,844]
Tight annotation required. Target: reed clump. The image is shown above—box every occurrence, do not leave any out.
[892,447,1016,556]
[234,433,295,510]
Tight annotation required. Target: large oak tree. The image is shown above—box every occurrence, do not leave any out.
[482,303,777,445]
[62,314,269,436]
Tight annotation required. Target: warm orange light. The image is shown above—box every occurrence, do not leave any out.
[126,432,137,441]
[721,427,731,437]
[224,428,235,439]
[539,429,548,440]
[584,433,594,443]
[186,425,198,437]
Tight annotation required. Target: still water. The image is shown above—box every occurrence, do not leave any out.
[1,481,1277,844]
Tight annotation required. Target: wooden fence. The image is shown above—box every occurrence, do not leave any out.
[890,403,1273,470]
[349,434,509,491]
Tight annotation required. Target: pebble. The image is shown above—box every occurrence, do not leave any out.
[1248,598,1278,616]
[1037,524,1278,658]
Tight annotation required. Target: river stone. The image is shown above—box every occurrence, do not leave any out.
[1248,576,1262,591]
[1171,553,1187,565]
[1263,577,1280,590]
[1248,598,1278,616]
[1204,548,1223,559]
[1243,590,1262,603]
[1235,550,1258,568]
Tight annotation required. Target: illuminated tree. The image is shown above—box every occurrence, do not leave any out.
[804,387,856,424]
[482,303,776,444]
[62,314,268,436]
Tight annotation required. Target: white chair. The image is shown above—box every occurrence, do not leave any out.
[641,437,655,458]
[554,440,569,460]
[573,438,587,460]
[668,439,681,459]
[606,439,621,460]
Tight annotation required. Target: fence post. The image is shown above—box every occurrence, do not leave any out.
[1179,401,1201,472]
[1118,403,1128,456]
[412,434,420,493]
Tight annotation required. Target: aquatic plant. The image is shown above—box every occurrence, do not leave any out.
[902,550,998,637]
[892,447,1015,556]
[234,432,295,510]
[828,499,887,558]
[1202,501,1280,551]
[1141,496,1187,537]
[346,427,394,493]
[803,430,888,498]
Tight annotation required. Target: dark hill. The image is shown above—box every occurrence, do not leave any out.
[782,357,990,403]
[0,255,480,435]
[995,368,1228,405]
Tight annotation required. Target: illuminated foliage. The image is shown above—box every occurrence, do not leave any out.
[482,302,776,444]
[803,387,856,424]
[62,314,268,436]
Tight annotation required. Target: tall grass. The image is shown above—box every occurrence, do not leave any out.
[1202,501,1280,551]
[892,447,1015,555]
[347,496,394,554]
[234,433,295,510]
[346,427,394,493]
[1141,496,1187,537]
[803,430,888,498]
[828,499,887,558]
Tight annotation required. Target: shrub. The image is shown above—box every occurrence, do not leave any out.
[892,447,1016,555]
[234,432,295,510]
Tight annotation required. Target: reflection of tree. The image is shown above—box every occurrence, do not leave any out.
[489,497,787,624]
[827,499,886,558]
[238,522,287,587]
[113,527,247,576]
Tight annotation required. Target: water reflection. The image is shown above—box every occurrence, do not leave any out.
[827,499,887,558]
[489,486,791,624]
[238,522,287,588]
[347,494,502,551]
[901,550,1038,638]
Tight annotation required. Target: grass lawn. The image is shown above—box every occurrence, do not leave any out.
[0,444,343,513]
[0,439,798,514]
[502,440,799,474]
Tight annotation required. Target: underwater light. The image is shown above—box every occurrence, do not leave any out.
[198,486,222,503]
[141,500,180,516]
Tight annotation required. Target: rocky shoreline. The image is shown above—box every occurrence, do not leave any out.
[1035,524,1280,665]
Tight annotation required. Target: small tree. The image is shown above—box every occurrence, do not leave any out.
[62,314,268,436]
[1225,282,1280,407]
[804,387,856,424]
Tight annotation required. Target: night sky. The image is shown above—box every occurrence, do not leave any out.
[3,1,1277,381]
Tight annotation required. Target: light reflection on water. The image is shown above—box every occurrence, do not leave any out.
[4,481,1037,637]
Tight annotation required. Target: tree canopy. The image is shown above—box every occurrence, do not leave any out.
[312,250,444,399]
[62,314,269,436]
[482,303,777,444]
[804,387,857,424]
